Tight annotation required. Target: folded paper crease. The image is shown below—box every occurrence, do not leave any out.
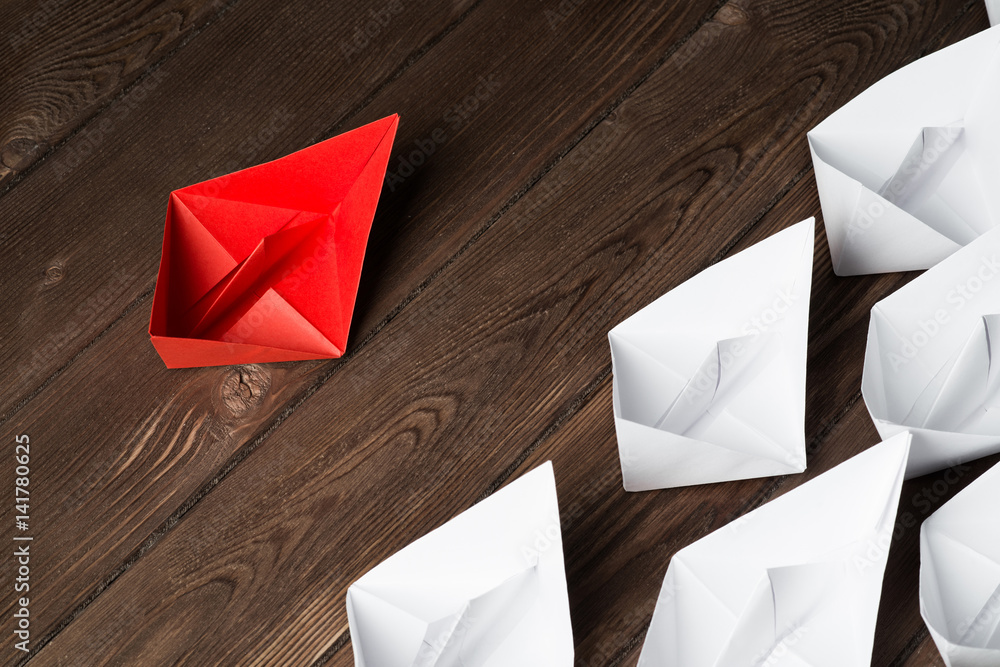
[808,26,1000,275]
[639,433,911,666]
[610,219,814,491]
[149,114,399,368]
[346,462,573,666]
[862,225,1000,477]
[920,459,1000,665]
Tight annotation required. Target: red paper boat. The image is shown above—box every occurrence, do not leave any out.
[149,115,399,368]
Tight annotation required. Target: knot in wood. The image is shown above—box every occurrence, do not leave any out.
[715,3,749,26]
[218,365,270,417]
[1,137,43,171]
[44,263,64,283]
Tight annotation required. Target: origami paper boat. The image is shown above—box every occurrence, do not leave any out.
[609,219,814,491]
[149,115,399,368]
[639,432,911,666]
[346,461,574,666]
[862,225,1000,478]
[921,459,1000,666]
[990,0,999,26]
[808,25,1000,275]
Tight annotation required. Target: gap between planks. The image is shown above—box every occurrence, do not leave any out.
[14,1,734,662]
[20,0,978,660]
[450,3,991,662]
[0,0,242,201]
[0,0,490,428]
[307,164,817,664]
[17,0,981,662]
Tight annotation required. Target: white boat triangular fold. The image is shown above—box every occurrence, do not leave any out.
[920,460,1000,666]
[639,432,911,666]
[346,462,573,666]
[808,25,1000,275]
[862,225,1000,478]
[609,219,813,491]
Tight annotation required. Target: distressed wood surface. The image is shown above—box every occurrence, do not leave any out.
[0,0,994,664]
[0,0,724,661]
[0,0,480,419]
[0,0,234,189]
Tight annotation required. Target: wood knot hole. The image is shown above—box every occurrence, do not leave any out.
[44,263,65,284]
[219,365,271,417]
[715,3,749,26]
[2,137,43,171]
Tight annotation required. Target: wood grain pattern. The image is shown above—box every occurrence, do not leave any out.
[0,0,233,188]
[0,0,480,419]
[15,1,991,664]
[901,637,948,667]
[0,0,719,418]
[2,0,994,664]
[0,0,726,662]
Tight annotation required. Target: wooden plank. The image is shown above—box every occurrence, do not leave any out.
[0,0,233,189]
[26,1,985,663]
[598,405,999,667]
[900,636,946,667]
[510,173,908,664]
[0,0,725,662]
[530,391,998,666]
[0,0,476,418]
[509,166,995,665]
[512,13,997,667]
[0,0,725,419]
[513,9,996,661]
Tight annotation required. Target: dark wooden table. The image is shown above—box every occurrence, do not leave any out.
[2,0,996,664]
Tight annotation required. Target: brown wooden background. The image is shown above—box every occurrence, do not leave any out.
[1,0,997,664]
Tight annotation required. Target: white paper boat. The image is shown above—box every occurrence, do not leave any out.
[346,462,573,666]
[920,459,1000,665]
[862,225,1000,478]
[809,25,1000,275]
[639,433,911,666]
[609,219,813,491]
